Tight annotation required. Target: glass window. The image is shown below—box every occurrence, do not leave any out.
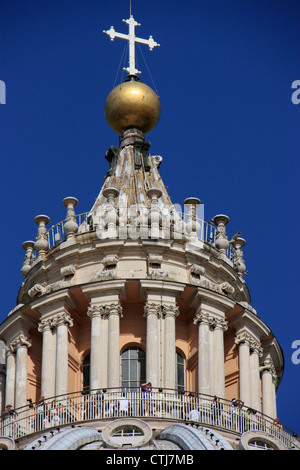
[82,353,90,392]
[121,347,146,391]
[176,351,185,393]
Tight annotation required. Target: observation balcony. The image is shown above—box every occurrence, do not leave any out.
[1,389,299,449]
[22,206,243,277]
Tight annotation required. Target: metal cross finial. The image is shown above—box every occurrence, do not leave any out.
[103,15,160,76]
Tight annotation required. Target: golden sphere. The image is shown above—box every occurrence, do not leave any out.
[104,76,161,135]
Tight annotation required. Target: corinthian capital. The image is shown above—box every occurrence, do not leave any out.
[143,302,162,318]
[12,333,32,350]
[51,311,73,328]
[193,311,211,326]
[87,304,107,319]
[213,317,228,332]
[105,303,123,317]
[235,331,253,347]
[162,304,180,318]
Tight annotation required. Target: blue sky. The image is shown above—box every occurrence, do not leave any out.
[1,0,299,434]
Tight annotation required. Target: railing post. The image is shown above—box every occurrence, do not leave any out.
[62,197,79,240]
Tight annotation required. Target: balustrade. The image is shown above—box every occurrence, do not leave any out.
[0,389,298,449]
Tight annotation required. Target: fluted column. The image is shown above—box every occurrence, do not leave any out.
[107,303,123,389]
[144,302,161,388]
[4,346,16,407]
[87,305,108,391]
[14,333,32,410]
[162,304,179,391]
[250,341,263,412]
[235,332,252,407]
[38,318,57,399]
[194,311,211,395]
[54,311,73,398]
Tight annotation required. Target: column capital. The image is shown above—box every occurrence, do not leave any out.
[5,343,16,356]
[162,304,180,318]
[143,302,162,318]
[12,333,32,351]
[235,331,253,347]
[52,311,73,328]
[87,304,107,319]
[102,302,123,318]
[193,310,211,326]
[38,317,55,333]
[212,316,228,332]
[194,311,227,331]
[250,340,263,357]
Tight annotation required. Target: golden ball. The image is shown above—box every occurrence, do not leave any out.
[104,76,161,135]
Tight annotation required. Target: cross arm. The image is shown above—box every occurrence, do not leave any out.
[103,26,129,42]
[135,35,160,51]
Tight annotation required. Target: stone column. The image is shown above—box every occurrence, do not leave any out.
[213,317,228,399]
[4,346,16,408]
[260,357,277,419]
[38,318,57,399]
[235,332,252,407]
[87,305,108,391]
[144,302,161,388]
[107,303,123,389]
[14,333,32,410]
[193,311,211,396]
[250,341,263,412]
[162,304,180,391]
[54,311,73,398]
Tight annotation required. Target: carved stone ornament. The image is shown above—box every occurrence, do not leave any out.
[194,311,228,331]
[239,301,257,316]
[52,312,73,328]
[220,282,235,295]
[88,303,123,318]
[235,332,253,347]
[28,278,75,298]
[143,302,162,318]
[60,265,76,278]
[162,304,180,318]
[11,333,32,351]
[188,263,205,285]
[92,254,119,282]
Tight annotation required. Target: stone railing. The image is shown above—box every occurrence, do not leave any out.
[22,205,242,271]
[1,389,298,449]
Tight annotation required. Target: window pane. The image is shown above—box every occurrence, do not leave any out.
[121,347,146,391]
[122,359,129,381]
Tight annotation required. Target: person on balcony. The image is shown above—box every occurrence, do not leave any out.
[141,382,152,416]
[35,396,46,431]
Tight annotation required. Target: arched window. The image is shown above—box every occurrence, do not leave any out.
[121,347,146,391]
[82,353,90,393]
[176,351,185,393]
